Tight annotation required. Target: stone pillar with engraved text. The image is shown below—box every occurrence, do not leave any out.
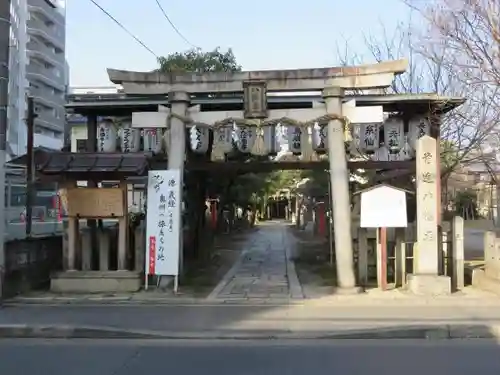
[408,135,451,295]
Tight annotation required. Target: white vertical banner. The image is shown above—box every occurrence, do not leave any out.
[145,169,181,276]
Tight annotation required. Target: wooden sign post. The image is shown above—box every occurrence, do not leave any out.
[66,187,127,271]
[358,184,411,290]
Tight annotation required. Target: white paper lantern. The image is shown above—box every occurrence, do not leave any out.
[213,126,234,153]
[143,128,163,153]
[312,122,328,152]
[287,126,302,154]
[359,123,380,152]
[189,125,210,153]
[96,119,117,152]
[349,124,361,155]
[120,119,140,153]
[409,116,430,149]
[263,124,280,154]
[383,117,404,151]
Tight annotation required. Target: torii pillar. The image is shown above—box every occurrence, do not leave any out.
[323,86,359,293]
[167,91,190,276]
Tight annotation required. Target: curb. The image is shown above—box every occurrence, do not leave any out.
[0,325,162,339]
[1,324,499,340]
[3,298,304,307]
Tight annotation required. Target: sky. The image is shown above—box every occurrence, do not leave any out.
[66,0,414,87]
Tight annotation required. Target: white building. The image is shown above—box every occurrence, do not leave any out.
[8,0,67,158]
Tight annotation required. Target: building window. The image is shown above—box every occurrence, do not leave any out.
[76,139,87,152]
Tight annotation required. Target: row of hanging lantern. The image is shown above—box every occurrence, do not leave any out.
[95,115,431,160]
[353,116,431,161]
[96,118,163,153]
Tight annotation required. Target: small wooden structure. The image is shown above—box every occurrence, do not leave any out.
[32,151,151,292]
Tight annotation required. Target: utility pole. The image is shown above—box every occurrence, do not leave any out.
[0,0,11,301]
[26,96,36,237]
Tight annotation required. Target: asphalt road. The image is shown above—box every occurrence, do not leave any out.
[1,339,500,374]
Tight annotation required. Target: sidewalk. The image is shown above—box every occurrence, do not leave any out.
[3,291,500,339]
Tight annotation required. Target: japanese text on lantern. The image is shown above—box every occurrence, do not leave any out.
[99,126,106,151]
[291,127,301,151]
[363,124,378,149]
[122,128,131,152]
[316,123,327,149]
[387,127,400,149]
[240,128,249,151]
[193,127,202,150]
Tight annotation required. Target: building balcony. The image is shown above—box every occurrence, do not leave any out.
[28,4,65,27]
[27,19,64,52]
[29,86,65,109]
[34,132,63,150]
[26,40,64,67]
[26,64,65,92]
[27,16,61,41]
[34,111,65,133]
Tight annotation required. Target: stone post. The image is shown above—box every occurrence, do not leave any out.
[451,216,464,290]
[167,91,189,275]
[394,228,406,287]
[81,229,92,270]
[416,135,439,274]
[484,231,500,279]
[98,228,110,271]
[322,86,359,293]
[67,217,78,271]
[407,135,451,295]
[357,227,368,287]
[134,222,145,273]
[117,181,128,270]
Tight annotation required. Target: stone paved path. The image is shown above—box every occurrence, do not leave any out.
[207,221,303,300]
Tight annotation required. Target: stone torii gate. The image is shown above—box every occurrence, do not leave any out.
[107,60,408,294]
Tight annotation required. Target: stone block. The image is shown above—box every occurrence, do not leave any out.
[472,268,500,296]
[98,229,110,271]
[407,274,451,296]
[50,271,142,293]
[80,229,92,271]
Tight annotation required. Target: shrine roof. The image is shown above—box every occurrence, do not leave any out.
[354,93,465,114]
[66,92,464,117]
[31,151,152,178]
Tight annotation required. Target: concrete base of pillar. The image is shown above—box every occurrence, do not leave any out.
[50,271,142,293]
[407,274,451,296]
[332,286,364,295]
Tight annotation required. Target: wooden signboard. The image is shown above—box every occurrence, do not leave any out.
[67,188,124,218]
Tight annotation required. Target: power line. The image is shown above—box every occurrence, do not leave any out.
[154,0,199,49]
[88,0,159,58]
